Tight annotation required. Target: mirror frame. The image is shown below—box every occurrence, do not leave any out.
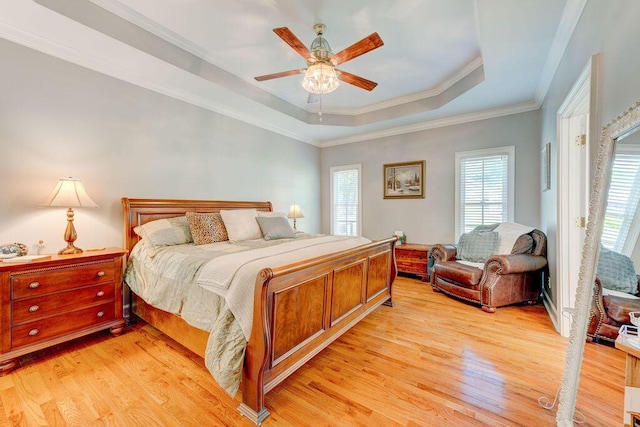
[556,101,640,425]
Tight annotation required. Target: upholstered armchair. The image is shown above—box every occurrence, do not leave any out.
[587,277,640,343]
[431,224,547,312]
[587,247,640,343]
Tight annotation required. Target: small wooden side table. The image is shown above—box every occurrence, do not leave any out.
[615,329,640,426]
[0,248,126,375]
[395,243,432,282]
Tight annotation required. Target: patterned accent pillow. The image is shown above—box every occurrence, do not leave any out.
[457,231,499,263]
[134,216,192,249]
[256,216,296,240]
[597,246,638,294]
[185,212,229,245]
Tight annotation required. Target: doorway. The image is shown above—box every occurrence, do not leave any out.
[553,56,598,337]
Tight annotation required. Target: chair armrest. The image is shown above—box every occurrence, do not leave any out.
[484,254,547,274]
[431,244,457,262]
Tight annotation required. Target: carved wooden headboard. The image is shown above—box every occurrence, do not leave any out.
[121,198,273,253]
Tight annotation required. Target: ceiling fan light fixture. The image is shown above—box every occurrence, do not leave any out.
[302,62,339,94]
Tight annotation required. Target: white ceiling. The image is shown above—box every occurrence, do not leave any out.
[0,0,585,146]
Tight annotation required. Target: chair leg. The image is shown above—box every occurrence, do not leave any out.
[481,305,496,313]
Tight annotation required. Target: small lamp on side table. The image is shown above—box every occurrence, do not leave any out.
[43,177,98,255]
[287,203,304,230]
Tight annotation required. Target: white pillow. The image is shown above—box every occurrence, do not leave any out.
[220,209,262,242]
[493,222,535,255]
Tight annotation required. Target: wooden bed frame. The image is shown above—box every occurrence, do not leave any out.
[122,198,397,425]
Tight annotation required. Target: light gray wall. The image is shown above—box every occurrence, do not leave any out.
[540,0,640,307]
[320,110,541,243]
[0,39,320,252]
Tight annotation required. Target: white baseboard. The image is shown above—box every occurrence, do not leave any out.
[542,288,560,334]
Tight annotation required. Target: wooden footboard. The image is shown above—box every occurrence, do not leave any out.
[122,198,396,425]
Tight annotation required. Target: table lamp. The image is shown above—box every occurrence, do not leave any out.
[43,177,98,254]
[287,203,304,230]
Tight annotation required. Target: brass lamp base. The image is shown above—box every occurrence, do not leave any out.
[58,243,83,255]
[58,207,83,255]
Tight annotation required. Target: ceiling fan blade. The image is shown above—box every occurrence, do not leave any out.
[330,32,383,66]
[254,69,306,81]
[335,69,378,91]
[273,27,314,61]
[307,93,319,103]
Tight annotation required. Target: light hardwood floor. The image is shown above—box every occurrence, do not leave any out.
[0,276,624,426]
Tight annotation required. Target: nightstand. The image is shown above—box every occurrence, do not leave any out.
[0,247,127,374]
[395,243,433,281]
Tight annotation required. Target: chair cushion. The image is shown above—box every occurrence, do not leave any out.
[434,261,483,286]
[457,231,499,263]
[597,246,638,295]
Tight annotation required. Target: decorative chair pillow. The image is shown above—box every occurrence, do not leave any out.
[493,222,535,255]
[457,231,499,263]
[185,212,229,245]
[220,209,262,242]
[256,216,296,240]
[597,246,638,295]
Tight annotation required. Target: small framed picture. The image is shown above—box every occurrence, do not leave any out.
[541,142,551,191]
[383,160,425,199]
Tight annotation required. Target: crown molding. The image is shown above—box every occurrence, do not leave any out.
[326,57,484,116]
[0,18,319,146]
[319,101,540,147]
[535,0,587,104]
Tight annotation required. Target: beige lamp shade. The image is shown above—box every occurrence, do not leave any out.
[43,177,97,255]
[287,203,304,231]
[287,203,304,219]
[43,177,98,208]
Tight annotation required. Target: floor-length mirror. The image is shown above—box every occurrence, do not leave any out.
[556,101,640,426]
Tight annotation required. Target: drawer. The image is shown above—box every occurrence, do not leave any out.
[12,303,115,349]
[397,261,428,274]
[11,262,115,300]
[396,249,428,261]
[12,283,115,324]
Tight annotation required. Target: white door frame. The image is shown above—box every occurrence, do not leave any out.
[550,55,599,337]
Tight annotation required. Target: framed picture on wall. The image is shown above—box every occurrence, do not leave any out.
[383,160,425,199]
[541,142,551,191]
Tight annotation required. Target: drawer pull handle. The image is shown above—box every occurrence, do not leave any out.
[29,282,40,289]
[97,271,106,277]
[28,305,40,313]
[96,291,105,297]
[97,311,105,318]
[28,329,39,336]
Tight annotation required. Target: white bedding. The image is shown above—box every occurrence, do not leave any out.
[197,235,370,339]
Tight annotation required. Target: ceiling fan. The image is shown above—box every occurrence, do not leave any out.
[254,24,384,99]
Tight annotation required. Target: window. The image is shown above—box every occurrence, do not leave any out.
[455,147,515,239]
[330,164,362,236]
[601,147,640,254]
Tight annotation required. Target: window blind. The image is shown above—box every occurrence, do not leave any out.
[332,167,360,236]
[601,151,640,253]
[459,154,509,234]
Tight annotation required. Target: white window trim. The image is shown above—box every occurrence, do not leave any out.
[454,146,515,240]
[330,163,362,236]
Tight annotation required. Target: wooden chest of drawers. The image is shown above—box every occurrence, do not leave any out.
[0,248,126,374]
[395,243,432,282]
